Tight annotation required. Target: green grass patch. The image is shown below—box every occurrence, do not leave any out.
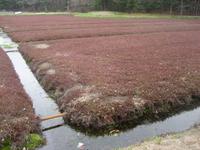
[73,11,200,19]
[153,136,162,144]
[0,134,44,150]
[0,139,11,150]
[24,134,44,150]
[2,44,17,49]
[1,11,199,19]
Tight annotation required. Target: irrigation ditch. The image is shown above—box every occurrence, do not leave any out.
[0,29,200,150]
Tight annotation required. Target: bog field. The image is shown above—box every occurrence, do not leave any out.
[0,15,200,135]
[1,16,200,128]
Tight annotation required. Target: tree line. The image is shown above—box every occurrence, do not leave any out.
[0,0,200,16]
[0,0,67,11]
[94,0,200,15]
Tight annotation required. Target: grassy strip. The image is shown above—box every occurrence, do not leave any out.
[73,11,200,19]
[1,11,200,19]
[1,134,44,150]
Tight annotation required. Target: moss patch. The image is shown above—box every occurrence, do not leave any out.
[2,43,17,49]
[23,134,44,150]
[0,139,11,150]
[0,134,44,150]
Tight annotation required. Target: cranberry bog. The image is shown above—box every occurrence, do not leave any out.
[1,15,200,42]
[20,31,200,132]
[0,15,200,150]
[0,15,200,135]
[0,48,40,149]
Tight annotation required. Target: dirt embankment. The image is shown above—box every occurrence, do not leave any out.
[0,49,40,149]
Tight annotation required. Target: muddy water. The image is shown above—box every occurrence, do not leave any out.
[1,30,200,150]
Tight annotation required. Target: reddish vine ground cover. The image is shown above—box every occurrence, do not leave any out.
[0,15,181,28]
[20,31,200,130]
[1,15,199,42]
[1,16,199,42]
[0,49,39,148]
[1,19,186,33]
[6,23,200,42]
[0,15,199,131]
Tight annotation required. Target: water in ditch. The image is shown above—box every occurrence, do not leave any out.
[1,30,200,150]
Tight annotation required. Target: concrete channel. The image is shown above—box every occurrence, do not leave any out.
[0,30,200,150]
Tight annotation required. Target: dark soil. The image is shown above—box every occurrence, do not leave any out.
[0,49,40,149]
[1,15,199,132]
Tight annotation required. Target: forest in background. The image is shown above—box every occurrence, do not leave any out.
[94,0,200,15]
[0,0,200,16]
